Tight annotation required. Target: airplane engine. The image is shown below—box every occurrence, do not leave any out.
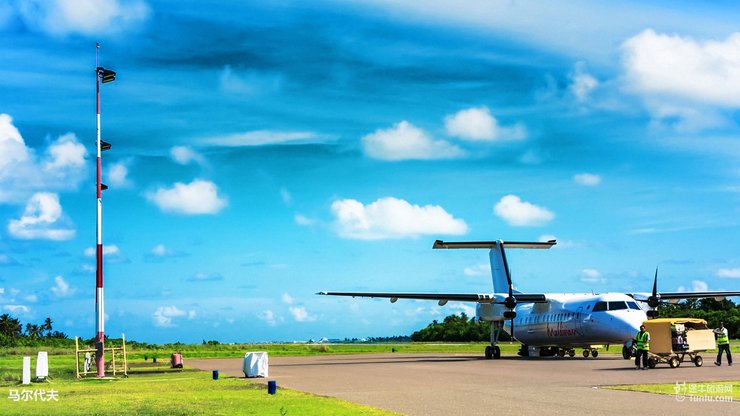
[476,303,507,322]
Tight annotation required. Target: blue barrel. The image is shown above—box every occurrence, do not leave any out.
[212,370,219,380]
[267,380,277,395]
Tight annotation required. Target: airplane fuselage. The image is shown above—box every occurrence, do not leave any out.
[478,292,646,348]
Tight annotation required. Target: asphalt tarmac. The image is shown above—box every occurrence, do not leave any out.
[189,353,739,415]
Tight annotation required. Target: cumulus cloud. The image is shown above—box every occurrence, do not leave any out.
[444,107,526,141]
[573,173,602,186]
[294,214,316,226]
[331,197,469,240]
[259,310,277,326]
[494,195,554,227]
[146,179,227,215]
[84,245,121,258]
[8,193,75,240]
[16,0,150,37]
[3,305,30,313]
[569,62,599,102]
[362,121,464,161]
[51,275,75,297]
[282,293,295,304]
[0,115,88,202]
[289,306,316,322]
[623,29,740,108]
[107,162,132,188]
[677,280,710,292]
[717,268,740,278]
[152,305,186,327]
[170,146,206,166]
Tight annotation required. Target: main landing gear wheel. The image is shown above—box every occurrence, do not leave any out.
[694,355,703,367]
[583,350,590,358]
[485,346,501,360]
[591,350,598,358]
[568,349,575,358]
[557,349,566,358]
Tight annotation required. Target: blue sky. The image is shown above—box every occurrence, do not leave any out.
[2,0,740,343]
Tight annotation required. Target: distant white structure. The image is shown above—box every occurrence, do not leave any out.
[36,351,48,380]
[22,356,31,385]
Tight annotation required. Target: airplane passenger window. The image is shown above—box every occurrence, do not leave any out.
[627,301,639,310]
[592,302,607,312]
[609,301,628,310]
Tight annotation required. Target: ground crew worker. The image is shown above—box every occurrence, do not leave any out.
[634,325,650,370]
[713,321,732,366]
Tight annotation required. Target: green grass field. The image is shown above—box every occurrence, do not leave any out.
[605,381,740,401]
[2,341,738,414]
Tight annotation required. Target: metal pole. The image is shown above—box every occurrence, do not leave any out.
[95,43,105,378]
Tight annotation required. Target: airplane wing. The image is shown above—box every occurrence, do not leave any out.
[317,291,547,303]
[630,291,740,301]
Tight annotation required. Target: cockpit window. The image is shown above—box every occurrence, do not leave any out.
[608,301,628,310]
[627,301,640,310]
[592,301,607,312]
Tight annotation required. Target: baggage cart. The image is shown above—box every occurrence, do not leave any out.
[640,318,715,368]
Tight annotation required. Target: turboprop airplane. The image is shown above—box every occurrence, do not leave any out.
[319,239,740,360]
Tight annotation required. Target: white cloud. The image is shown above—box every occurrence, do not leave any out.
[0,115,88,202]
[206,130,319,146]
[3,305,30,313]
[43,133,86,172]
[494,195,554,227]
[444,107,526,141]
[282,293,295,304]
[362,121,464,161]
[152,305,186,327]
[717,268,740,278]
[569,62,599,102]
[573,173,602,186]
[580,268,605,283]
[623,29,740,108]
[146,179,227,215]
[84,245,121,257]
[187,310,196,320]
[51,275,75,297]
[8,193,75,240]
[294,214,316,226]
[677,280,710,292]
[450,303,476,318]
[170,146,206,166]
[17,0,150,37]
[108,162,131,187]
[151,244,168,257]
[289,306,316,322]
[331,197,469,240]
[259,310,277,326]
[24,294,38,303]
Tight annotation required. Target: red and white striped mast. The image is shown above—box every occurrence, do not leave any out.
[95,43,115,378]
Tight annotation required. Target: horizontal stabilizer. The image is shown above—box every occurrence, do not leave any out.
[433,240,556,250]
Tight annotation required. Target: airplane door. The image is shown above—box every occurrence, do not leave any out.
[576,306,584,335]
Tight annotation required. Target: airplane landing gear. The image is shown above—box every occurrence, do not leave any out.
[583,350,590,358]
[485,345,501,359]
[583,349,599,358]
[486,321,504,359]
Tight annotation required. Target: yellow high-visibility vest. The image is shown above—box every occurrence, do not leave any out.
[636,331,650,350]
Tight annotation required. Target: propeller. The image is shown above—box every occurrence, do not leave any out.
[646,268,660,318]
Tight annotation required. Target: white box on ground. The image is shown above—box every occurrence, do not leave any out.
[36,351,49,379]
[22,356,31,385]
[243,352,268,378]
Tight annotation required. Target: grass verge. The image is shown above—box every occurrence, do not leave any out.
[604,381,739,401]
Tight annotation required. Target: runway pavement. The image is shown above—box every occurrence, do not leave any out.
[188,353,739,415]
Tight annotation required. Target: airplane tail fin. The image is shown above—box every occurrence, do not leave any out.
[433,239,556,293]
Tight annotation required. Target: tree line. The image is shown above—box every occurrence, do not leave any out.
[412,298,739,342]
[0,313,68,347]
